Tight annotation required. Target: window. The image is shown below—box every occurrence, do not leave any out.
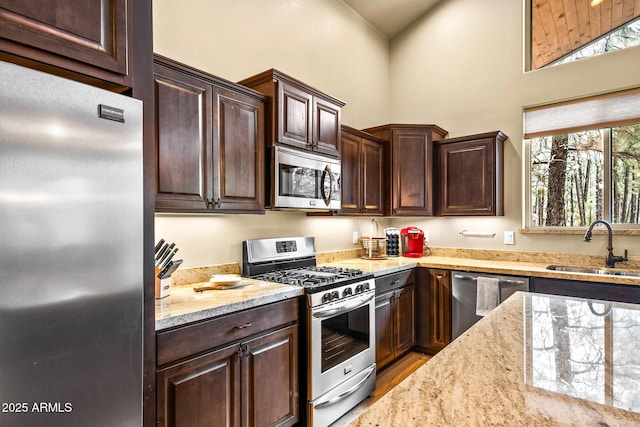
[552,18,640,68]
[529,0,640,70]
[525,89,640,228]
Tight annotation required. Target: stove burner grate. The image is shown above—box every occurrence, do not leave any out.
[252,265,366,290]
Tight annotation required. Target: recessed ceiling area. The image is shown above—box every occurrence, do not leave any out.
[343,0,442,38]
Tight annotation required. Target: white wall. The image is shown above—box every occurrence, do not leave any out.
[153,0,391,268]
[153,0,390,128]
[388,0,640,257]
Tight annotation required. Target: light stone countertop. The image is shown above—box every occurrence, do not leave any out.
[323,255,640,285]
[344,291,640,426]
[155,279,303,331]
[155,254,640,331]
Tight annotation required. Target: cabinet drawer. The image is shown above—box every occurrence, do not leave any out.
[157,298,299,367]
[375,269,415,295]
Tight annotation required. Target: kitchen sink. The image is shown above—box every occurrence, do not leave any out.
[546,265,640,277]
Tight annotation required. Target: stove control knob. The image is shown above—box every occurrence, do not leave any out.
[343,288,353,298]
[363,282,370,291]
[332,290,340,300]
[322,292,333,303]
[355,284,364,294]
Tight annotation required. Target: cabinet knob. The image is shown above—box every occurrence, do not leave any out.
[211,198,221,208]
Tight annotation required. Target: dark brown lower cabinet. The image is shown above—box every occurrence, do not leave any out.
[156,299,298,427]
[157,343,240,426]
[242,326,298,427]
[375,270,416,370]
[416,268,452,354]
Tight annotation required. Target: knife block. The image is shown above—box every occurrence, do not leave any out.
[155,267,171,299]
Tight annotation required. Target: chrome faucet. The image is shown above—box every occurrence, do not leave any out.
[583,220,628,268]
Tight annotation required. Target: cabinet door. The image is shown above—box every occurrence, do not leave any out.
[427,269,452,352]
[157,344,241,427]
[212,87,265,212]
[154,63,212,211]
[437,133,503,216]
[395,285,416,355]
[391,130,433,216]
[0,0,129,82]
[313,97,341,157]
[242,325,299,427]
[340,132,362,213]
[362,138,384,214]
[375,293,395,370]
[278,82,313,150]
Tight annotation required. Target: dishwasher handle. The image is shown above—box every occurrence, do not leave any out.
[452,274,527,286]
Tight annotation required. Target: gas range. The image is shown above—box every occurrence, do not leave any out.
[242,237,374,303]
[243,236,376,427]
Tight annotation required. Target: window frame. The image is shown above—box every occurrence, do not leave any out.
[524,88,640,230]
[524,126,640,230]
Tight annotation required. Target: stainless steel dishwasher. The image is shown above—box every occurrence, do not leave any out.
[452,271,529,339]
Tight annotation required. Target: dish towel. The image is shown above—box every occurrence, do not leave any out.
[476,276,500,316]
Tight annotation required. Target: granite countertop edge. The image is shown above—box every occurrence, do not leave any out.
[155,283,303,331]
[323,256,640,285]
[155,256,640,331]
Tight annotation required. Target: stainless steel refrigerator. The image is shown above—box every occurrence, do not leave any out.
[0,60,143,426]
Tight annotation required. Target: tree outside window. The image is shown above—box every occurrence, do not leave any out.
[530,124,640,227]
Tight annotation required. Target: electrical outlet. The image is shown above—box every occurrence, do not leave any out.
[424,230,429,243]
[504,231,515,245]
[352,231,359,244]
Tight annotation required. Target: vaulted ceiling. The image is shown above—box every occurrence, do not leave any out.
[531,0,640,69]
[343,0,441,38]
[346,0,640,71]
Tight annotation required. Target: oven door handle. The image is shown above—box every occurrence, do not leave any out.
[314,364,376,409]
[312,293,374,319]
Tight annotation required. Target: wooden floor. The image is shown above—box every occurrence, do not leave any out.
[332,351,431,426]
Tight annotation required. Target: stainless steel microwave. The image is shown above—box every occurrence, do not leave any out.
[271,146,341,210]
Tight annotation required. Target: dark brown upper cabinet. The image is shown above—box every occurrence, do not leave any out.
[154,55,266,214]
[363,124,449,216]
[0,0,141,89]
[239,69,345,157]
[434,131,506,216]
[340,126,386,215]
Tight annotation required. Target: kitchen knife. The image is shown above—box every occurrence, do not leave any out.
[158,242,175,265]
[161,247,179,270]
[155,243,169,262]
[158,259,183,280]
[154,238,166,254]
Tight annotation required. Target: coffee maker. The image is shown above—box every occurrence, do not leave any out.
[400,227,425,258]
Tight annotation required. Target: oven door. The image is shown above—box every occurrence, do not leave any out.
[308,290,375,399]
[273,146,341,210]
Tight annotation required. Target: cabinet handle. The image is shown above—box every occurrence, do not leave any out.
[234,322,252,329]
[392,280,401,286]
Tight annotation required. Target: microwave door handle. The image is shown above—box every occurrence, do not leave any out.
[321,165,334,206]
